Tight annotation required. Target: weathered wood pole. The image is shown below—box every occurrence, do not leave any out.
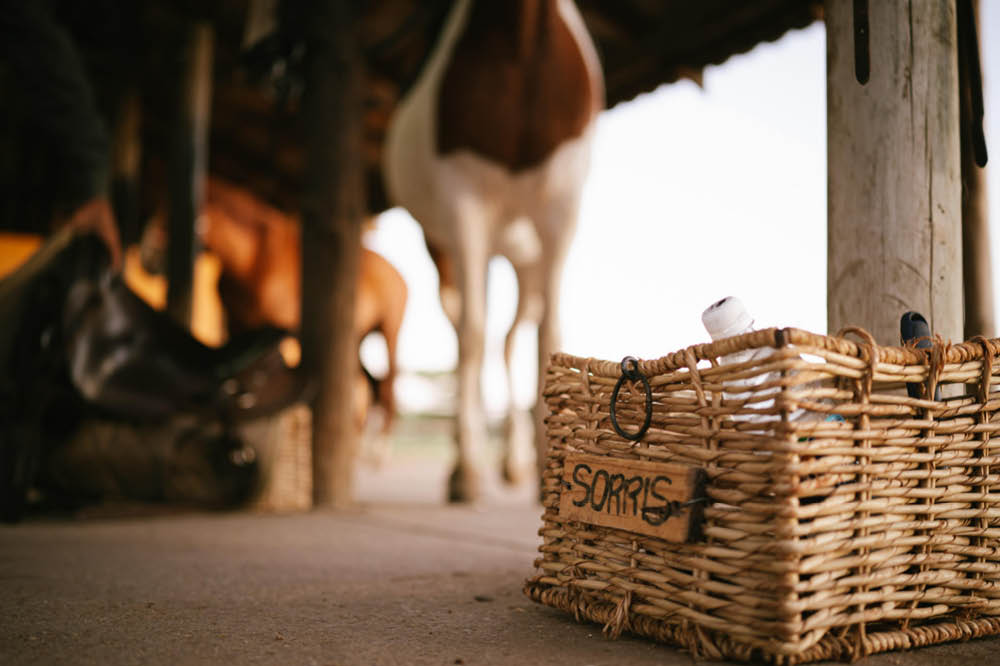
[166,23,213,326]
[110,91,142,247]
[826,1,963,345]
[960,0,992,338]
[242,0,278,48]
[961,99,992,339]
[300,0,365,507]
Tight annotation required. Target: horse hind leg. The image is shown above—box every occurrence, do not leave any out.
[362,248,408,434]
[531,198,583,496]
[425,239,460,328]
[501,265,542,487]
[437,210,492,503]
[364,254,408,467]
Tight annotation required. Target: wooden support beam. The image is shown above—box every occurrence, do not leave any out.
[826,1,963,345]
[242,0,279,49]
[110,91,142,247]
[300,0,365,508]
[962,114,993,338]
[166,23,213,326]
[960,0,993,338]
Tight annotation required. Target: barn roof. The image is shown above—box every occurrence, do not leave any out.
[355,0,824,111]
[577,0,823,107]
[10,0,824,220]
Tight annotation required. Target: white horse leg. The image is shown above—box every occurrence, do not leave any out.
[426,239,460,330]
[448,210,491,503]
[532,203,580,489]
[501,264,542,486]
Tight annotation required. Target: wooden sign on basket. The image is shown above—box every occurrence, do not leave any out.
[558,453,707,542]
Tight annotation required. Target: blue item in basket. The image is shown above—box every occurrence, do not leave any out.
[798,413,844,442]
[900,311,941,402]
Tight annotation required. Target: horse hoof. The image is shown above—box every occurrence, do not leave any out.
[447,464,482,503]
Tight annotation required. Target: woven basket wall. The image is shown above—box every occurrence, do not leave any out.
[524,327,1000,664]
[244,403,312,512]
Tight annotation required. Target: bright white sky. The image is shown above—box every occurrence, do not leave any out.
[364,12,1000,417]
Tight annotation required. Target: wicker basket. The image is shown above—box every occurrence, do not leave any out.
[525,327,1000,663]
[245,403,313,512]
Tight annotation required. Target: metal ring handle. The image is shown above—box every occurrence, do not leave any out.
[610,356,652,441]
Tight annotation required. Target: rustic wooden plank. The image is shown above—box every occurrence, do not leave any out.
[110,92,142,247]
[166,23,213,327]
[558,453,707,542]
[962,122,993,339]
[300,0,366,508]
[826,1,962,345]
[960,0,993,339]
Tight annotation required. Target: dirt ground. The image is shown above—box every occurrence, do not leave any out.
[4,420,1000,666]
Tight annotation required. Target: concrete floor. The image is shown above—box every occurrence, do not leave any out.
[4,451,1000,665]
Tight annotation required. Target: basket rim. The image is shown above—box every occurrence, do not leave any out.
[548,326,1000,379]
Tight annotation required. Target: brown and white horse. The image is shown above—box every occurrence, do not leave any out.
[383,0,603,501]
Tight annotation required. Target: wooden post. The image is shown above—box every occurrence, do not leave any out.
[166,23,213,326]
[300,0,365,507]
[960,0,992,338]
[110,92,142,247]
[826,1,963,345]
[242,0,278,49]
[962,112,992,338]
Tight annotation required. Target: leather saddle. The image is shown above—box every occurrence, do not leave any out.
[0,228,310,520]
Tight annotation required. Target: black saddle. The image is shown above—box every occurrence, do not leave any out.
[0,228,310,520]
